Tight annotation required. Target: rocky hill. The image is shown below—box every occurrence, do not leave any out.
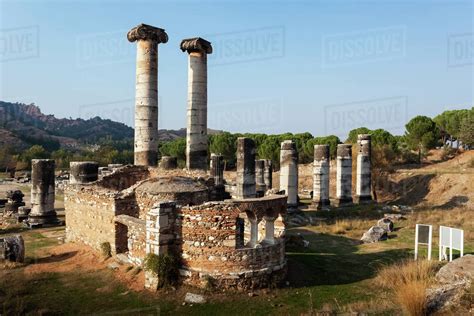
[0,101,221,150]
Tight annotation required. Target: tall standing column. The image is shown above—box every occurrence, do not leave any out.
[312,145,330,210]
[264,159,273,190]
[128,24,168,167]
[280,140,298,208]
[180,38,213,170]
[335,144,353,207]
[235,137,256,199]
[210,153,224,187]
[28,159,59,227]
[356,134,372,203]
[255,159,266,194]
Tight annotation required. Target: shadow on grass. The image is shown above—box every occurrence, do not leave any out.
[33,251,78,264]
[286,229,410,288]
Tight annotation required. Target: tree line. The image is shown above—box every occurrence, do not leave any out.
[1,107,473,173]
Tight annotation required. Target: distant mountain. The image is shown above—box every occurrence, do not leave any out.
[0,101,222,150]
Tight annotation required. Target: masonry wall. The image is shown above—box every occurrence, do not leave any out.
[115,215,146,265]
[177,198,287,290]
[65,186,118,252]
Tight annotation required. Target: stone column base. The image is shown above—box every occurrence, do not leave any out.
[354,195,373,204]
[312,199,331,210]
[27,211,61,228]
[332,197,353,208]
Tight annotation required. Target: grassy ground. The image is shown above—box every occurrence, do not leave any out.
[1,203,472,315]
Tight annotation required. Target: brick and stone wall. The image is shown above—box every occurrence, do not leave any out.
[115,215,146,265]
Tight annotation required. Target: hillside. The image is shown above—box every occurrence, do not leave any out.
[0,101,221,150]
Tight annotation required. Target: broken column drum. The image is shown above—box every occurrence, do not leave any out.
[264,159,273,190]
[69,161,99,184]
[313,145,330,209]
[159,156,178,169]
[180,37,213,170]
[255,159,266,193]
[29,159,59,226]
[335,144,353,206]
[210,153,224,186]
[280,140,298,207]
[235,137,256,199]
[128,24,168,167]
[356,134,372,203]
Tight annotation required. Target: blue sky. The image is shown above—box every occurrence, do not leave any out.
[1,0,473,139]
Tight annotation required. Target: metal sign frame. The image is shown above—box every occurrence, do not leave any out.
[439,225,464,262]
[415,224,432,260]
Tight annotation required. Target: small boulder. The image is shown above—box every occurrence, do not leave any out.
[377,218,394,232]
[383,213,404,221]
[361,226,388,243]
[184,292,206,304]
[0,235,25,263]
[427,255,474,314]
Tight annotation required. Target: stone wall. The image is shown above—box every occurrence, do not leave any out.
[65,186,119,251]
[115,215,146,265]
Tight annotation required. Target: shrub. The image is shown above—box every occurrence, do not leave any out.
[100,242,111,258]
[375,259,439,316]
[143,253,178,288]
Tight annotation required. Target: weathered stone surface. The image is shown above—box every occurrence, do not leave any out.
[312,145,330,209]
[355,134,372,203]
[70,161,98,184]
[235,138,256,199]
[361,226,387,243]
[263,159,273,190]
[0,235,25,263]
[377,218,394,232]
[427,255,474,314]
[129,24,167,167]
[210,154,224,187]
[183,38,212,170]
[159,156,177,170]
[184,292,207,304]
[280,140,298,207]
[335,144,353,207]
[384,213,405,221]
[29,159,59,226]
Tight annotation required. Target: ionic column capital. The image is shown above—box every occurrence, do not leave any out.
[127,23,168,43]
[180,37,213,54]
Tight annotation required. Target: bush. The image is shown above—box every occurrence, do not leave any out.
[375,259,439,316]
[143,253,178,288]
[100,242,111,258]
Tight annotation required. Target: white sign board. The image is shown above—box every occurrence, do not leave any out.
[415,224,432,260]
[439,226,464,262]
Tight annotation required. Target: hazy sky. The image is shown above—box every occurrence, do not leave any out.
[1,0,473,139]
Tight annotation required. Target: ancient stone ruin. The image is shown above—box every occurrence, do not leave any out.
[63,24,288,291]
[62,23,376,291]
[3,190,25,217]
[27,159,60,227]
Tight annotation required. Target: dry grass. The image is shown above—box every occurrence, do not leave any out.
[375,259,439,316]
[320,219,370,237]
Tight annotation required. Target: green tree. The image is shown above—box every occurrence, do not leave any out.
[257,136,281,169]
[159,138,186,166]
[209,132,238,168]
[20,145,50,168]
[405,116,439,163]
[345,127,371,144]
[459,109,474,147]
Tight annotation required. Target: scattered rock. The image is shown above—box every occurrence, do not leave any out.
[361,226,388,243]
[285,234,307,248]
[377,218,394,232]
[184,292,206,304]
[0,235,25,263]
[427,255,474,314]
[248,292,257,297]
[107,262,120,270]
[384,213,405,221]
